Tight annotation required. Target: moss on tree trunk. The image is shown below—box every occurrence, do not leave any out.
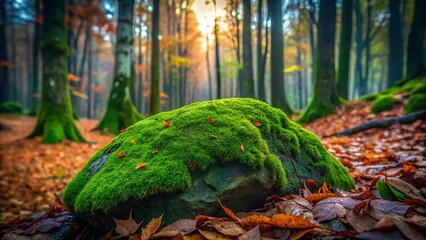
[29,0,85,143]
[95,0,142,134]
[298,0,341,123]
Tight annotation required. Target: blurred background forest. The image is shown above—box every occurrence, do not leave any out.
[0,0,423,118]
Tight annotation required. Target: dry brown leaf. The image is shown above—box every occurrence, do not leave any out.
[135,163,148,170]
[306,193,341,203]
[141,214,163,240]
[113,211,142,236]
[151,219,196,239]
[218,200,241,222]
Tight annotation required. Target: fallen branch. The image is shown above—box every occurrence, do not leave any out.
[326,110,426,137]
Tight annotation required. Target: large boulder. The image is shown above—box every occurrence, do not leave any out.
[63,98,353,231]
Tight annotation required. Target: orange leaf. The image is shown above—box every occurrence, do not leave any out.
[135,163,148,170]
[307,179,316,188]
[141,214,163,240]
[164,119,170,129]
[67,73,80,82]
[218,199,241,222]
[119,128,126,133]
[130,139,137,143]
[253,121,262,127]
[403,164,416,174]
[240,144,245,152]
[318,182,332,194]
[351,191,378,200]
[208,117,214,125]
[152,149,158,155]
[116,152,126,158]
[241,215,274,228]
[353,201,367,214]
[305,193,341,203]
[403,198,426,206]
[270,214,317,229]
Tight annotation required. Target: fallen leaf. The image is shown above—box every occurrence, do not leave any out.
[209,220,245,236]
[307,179,316,188]
[346,211,377,233]
[151,219,196,238]
[270,214,317,229]
[253,121,262,127]
[208,117,214,125]
[116,152,126,158]
[198,229,231,239]
[218,200,241,222]
[119,128,127,133]
[164,120,170,129]
[135,163,148,170]
[113,211,142,236]
[289,228,315,240]
[211,135,218,139]
[152,149,158,155]
[306,193,341,203]
[130,139,137,143]
[141,214,163,240]
[241,215,273,228]
[240,144,245,152]
[352,201,368,214]
[374,214,426,240]
[238,226,261,240]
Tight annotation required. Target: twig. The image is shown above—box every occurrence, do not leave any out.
[283,141,304,190]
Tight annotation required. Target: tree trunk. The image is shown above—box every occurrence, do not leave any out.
[137,20,143,111]
[406,0,426,80]
[268,0,292,114]
[361,0,372,96]
[10,4,18,101]
[260,15,269,103]
[257,0,265,101]
[388,0,403,87]
[0,0,9,103]
[26,24,33,109]
[66,0,74,75]
[353,0,363,99]
[214,6,222,99]
[149,0,160,115]
[206,34,213,100]
[87,34,92,119]
[298,0,340,123]
[243,0,255,98]
[30,0,42,115]
[75,27,90,115]
[95,0,142,134]
[30,0,85,143]
[336,0,352,100]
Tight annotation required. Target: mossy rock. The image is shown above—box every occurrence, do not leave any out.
[63,98,354,231]
[405,93,426,114]
[0,101,23,114]
[371,95,395,113]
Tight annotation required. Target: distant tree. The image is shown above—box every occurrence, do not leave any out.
[149,0,160,115]
[214,0,222,99]
[95,0,142,134]
[268,0,292,114]
[242,0,254,98]
[30,0,85,143]
[298,0,339,123]
[406,0,426,80]
[257,0,265,101]
[336,0,352,100]
[388,0,403,87]
[30,0,42,115]
[0,0,9,103]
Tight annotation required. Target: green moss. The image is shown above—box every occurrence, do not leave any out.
[63,98,354,213]
[410,84,426,95]
[405,93,426,114]
[0,101,23,114]
[371,95,395,113]
[359,93,378,101]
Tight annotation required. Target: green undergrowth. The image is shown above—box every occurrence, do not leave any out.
[63,98,353,213]
[371,95,395,113]
[0,101,23,114]
[405,93,426,114]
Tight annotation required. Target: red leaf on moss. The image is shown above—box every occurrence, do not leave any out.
[240,144,245,152]
[208,117,214,125]
[135,163,148,170]
[152,149,158,155]
[119,128,126,133]
[164,120,170,129]
[211,135,218,139]
[253,121,262,127]
[116,152,126,158]
[129,139,136,143]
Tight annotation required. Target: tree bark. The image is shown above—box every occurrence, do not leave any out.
[336,0,352,100]
[30,0,85,143]
[0,0,9,102]
[269,0,292,114]
[406,0,426,80]
[95,0,142,133]
[298,0,340,123]
[257,0,265,101]
[30,0,42,115]
[214,4,222,99]
[243,0,255,98]
[86,34,92,118]
[206,34,213,100]
[388,0,403,87]
[149,0,160,115]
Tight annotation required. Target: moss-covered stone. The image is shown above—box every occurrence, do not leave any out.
[0,101,23,114]
[405,93,426,114]
[63,98,353,230]
[371,95,395,113]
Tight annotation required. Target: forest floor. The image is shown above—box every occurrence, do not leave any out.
[0,94,425,239]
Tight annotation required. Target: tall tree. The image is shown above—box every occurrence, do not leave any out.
[388,0,403,87]
[298,0,339,123]
[0,0,9,103]
[214,0,222,98]
[95,0,142,134]
[30,0,85,143]
[257,0,265,101]
[242,0,254,97]
[30,0,42,115]
[269,0,292,114]
[149,0,160,115]
[406,0,426,80]
[336,0,352,99]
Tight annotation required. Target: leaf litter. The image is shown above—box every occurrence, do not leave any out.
[0,96,425,239]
